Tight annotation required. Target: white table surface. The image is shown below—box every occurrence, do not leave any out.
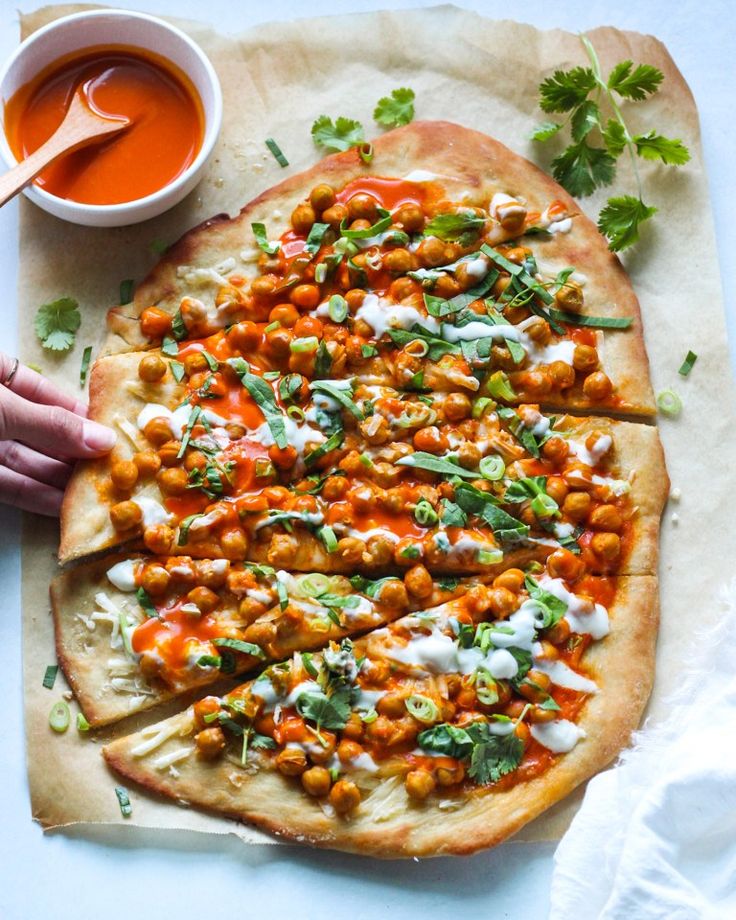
[0,2,733,917]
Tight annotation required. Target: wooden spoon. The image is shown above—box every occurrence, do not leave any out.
[0,85,130,208]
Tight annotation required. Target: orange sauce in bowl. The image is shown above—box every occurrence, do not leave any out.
[4,45,204,205]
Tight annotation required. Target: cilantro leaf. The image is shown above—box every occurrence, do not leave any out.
[468,732,524,784]
[34,297,81,352]
[602,119,627,157]
[296,688,351,730]
[551,141,616,197]
[417,723,474,759]
[373,87,415,128]
[539,67,597,113]
[311,115,365,153]
[530,121,562,142]
[597,195,657,252]
[607,61,664,100]
[571,100,601,142]
[633,131,691,166]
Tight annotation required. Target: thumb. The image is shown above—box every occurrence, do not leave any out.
[0,386,116,458]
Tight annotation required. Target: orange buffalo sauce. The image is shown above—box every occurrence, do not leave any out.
[4,46,204,205]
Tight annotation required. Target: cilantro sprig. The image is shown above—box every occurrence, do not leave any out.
[34,297,81,352]
[532,36,690,251]
[311,87,416,154]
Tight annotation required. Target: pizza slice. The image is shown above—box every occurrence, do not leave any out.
[106,122,654,417]
[102,568,657,857]
[52,554,480,727]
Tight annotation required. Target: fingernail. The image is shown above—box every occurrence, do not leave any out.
[83,420,117,452]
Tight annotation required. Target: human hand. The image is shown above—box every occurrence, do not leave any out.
[0,354,116,516]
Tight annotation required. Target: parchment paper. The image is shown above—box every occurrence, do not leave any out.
[18,3,736,849]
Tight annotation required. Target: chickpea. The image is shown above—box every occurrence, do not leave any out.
[573,344,599,373]
[549,360,576,389]
[141,563,170,596]
[187,586,219,614]
[136,354,167,384]
[443,392,472,422]
[348,485,378,515]
[487,586,518,618]
[184,450,208,472]
[404,563,433,599]
[157,467,188,496]
[523,368,553,396]
[383,248,413,274]
[377,579,410,611]
[268,303,299,328]
[563,491,592,521]
[133,450,162,478]
[541,436,569,464]
[110,460,138,492]
[525,317,551,345]
[347,193,378,221]
[546,618,571,645]
[144,417,173,447]
[267,534,299,566]
[140,306,172,339]
[251,275,278,297]
[265,327,293,358]
[337,739,364,764]
[583,371,613,401]
[417,236,447,267]
[556,281,584,312]
[321,203,349,229]
[361,658,391,685]
[591,531,621,561]
[547,547,585,581]
[457,442,481,469]
[336,537,366,565]
[436,762,465,787]
[221,529,248,560]
[342,711,364,741]
[193,696,221,730]
[322,475,349,502]
[269,444,298,470]
[158,440,182,468]
[198,559,230,589]
[290,284,321,311]
[433,275,461,299]
[195,727,226,760]
[589,504,623,532]
[228,321,262,353]
[309,733,337,764]
[545,476,569,505]
[144,523,175,554]
[405,769,436,800]
[518,670,552,703]
[394,204,425,233]
[359,415,390,445]
[294,316,323,339]
[275,746,308,776]
[310,184,336,212]
[349,219,372,233]
[183,352,209,376]
[301,765,332,797]
[377,691,408,718]
[535,639,559,661]
[493,568,525,593]
[110,500,142,531]
[291,203,316,235]
[328,779,361,814]
[413,426,449,454]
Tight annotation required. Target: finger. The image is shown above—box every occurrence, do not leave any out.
[0,353,88,417]
[0,465,64,516]
[0,386,116,458]
[0,440,73,489]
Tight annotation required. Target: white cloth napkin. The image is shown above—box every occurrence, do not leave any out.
[549,581,736,920]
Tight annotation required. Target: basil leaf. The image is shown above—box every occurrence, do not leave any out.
[136,587,158,618]
[311,381,363,419]
[547,307,633,329]
[395,451,479,479]
[387,326,460,361]
[339,207,393,240]
[454,482,530,542]
[230,360,287,449]
[213,638,265,659]
[251,222,280,255]
[424,270,498,318]
[304,429,343,468]
[305,222,331,255]
[314,340,333,377]
[440,499,468,528]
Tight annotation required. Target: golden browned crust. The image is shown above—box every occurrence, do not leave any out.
[59,354,186,564]
[102,575,658,857]
[103,121,654,416]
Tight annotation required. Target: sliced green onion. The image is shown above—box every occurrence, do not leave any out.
[276,579,288,611]
[678,350,698,377]
[115,786,133,817]
[254,458,276,479]
[49,700,70,733]
[314,263,328,284]
[407,338,429,357]
[478,548,504,566]
[475,670,499,705]
[414,498,439,526]
[361,344,378,358]
[361,708,378,723]
[301,651,319,678]
[359,452,373,468]
[76,712,91,732]
[287,405,306,421]
[486,370,517,402]
[328,294,348,323]
[299,573,331,597]
[657,388,682,419]
[479,455,505,481]
[265,137,289,167]
[472,396,496,419]
[42,665,58,690]
[290,336,319,354]
[79,346,92,387]
[405,694,439,724]
[530,493,559,519]
[149,238,168,255]
[318,525,338,553]
[358,142,374,164]
[264,320,281,334]
[119,279,134,305]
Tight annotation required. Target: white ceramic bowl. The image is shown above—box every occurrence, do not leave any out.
[0,9,222,227]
